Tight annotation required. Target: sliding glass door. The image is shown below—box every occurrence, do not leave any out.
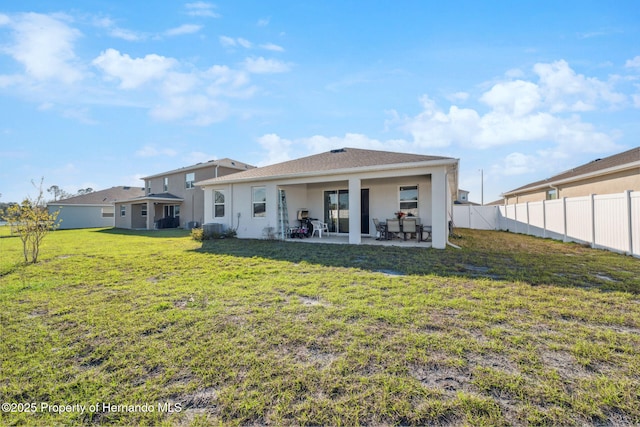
[324,190,349,233]
[324,189,369,234]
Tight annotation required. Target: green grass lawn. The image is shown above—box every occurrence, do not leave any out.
[1,226,639,426]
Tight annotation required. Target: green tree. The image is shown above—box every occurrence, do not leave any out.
[3,179,61,264]
[47,185,72,201]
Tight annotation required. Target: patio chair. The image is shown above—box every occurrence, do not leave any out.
[310,220,329,238]
[422,225,432,242]
[372,218,386,240]
[386,219,401,240]
[402,218,418,241]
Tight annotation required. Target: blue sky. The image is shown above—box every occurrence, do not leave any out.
[1,1,639,204]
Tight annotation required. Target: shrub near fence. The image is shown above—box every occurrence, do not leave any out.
[453,190,640,257]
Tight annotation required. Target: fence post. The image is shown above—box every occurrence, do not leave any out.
[526,202,530,235]
[562,197,568,243]
[542,199,547,238]
[590,194,596,249]
[626,190,633,255]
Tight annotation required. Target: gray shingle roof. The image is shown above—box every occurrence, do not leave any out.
[197,147,456,185]
[142,158,255,180]
[504,146,640,195]
[50,186,145,205]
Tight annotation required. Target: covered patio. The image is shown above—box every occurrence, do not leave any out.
[283,232,433,248]
[114,193,183,230]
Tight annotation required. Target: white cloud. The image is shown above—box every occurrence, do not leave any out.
[400,60,622,154]
[237,38,252,48]
[0,14,10,25]
[219,36,237,48]
[243,57,290,74]
[492,152,537,177]
[256,133,293,165]
[204,65,255,98]
[261,43,285,52]
[91,16,145,41]
[183,151,217,164]
[625,56,640,68]
[257,17,270,27]
[149,94,229,126]
[160,71,200,95]
[165,24,202,36]
[185,2,220,18]
[447,91,469,102]
[109,27,144,41]
[256,132,403,167]
[480,80,541,116]
[2,13,84,84]
[533,60,625,112]
[135,145,178,158]
[92,48,177,89]
[219,36,252,49]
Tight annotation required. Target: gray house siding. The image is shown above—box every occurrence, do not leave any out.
[48,204,114,229]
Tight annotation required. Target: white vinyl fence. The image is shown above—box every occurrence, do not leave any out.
[453,190,640,257]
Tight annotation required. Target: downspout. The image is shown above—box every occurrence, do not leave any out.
[445,163,461,249]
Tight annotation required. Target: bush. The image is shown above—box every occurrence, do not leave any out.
[191,227,237,241]
[190,227,205,242]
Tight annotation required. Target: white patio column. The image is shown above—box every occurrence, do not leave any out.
[431,168,447,249]
[348,178,361,244]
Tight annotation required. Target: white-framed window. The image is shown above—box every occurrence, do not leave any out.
[252,186,266,218]
[546,188,558,200]
[213,189,225,218]
[120,205,126,217]
[141,205,147,217]
[164,205,180,218]
[163,177,169,192]
[185,172,195,189]
[399,185,418,216]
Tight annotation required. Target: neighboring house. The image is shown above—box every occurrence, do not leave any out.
[455,189,476,205]
[48,186,145,229]
[502,146,640,204]
[115,158,255,230]
[197,147,459,249]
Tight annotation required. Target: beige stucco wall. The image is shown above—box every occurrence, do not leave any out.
[202,174,435,239]
[144,165,247,228]
[505,169,640,204]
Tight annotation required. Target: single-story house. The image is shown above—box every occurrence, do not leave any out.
[503,146,640,204]
[47,186,145,229]
[115,158,254,230]
[196,147,459,249]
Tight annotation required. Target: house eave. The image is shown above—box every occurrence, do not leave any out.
[115,196,185,204]
[48,203,113,208]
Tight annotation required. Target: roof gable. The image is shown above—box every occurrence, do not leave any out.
[197,147,456,185]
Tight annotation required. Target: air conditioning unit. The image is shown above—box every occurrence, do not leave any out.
[203,223,224,236]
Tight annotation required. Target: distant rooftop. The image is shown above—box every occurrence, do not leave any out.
[503,146,640,196]
[49,186,145,205]
[142,158,255,180]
